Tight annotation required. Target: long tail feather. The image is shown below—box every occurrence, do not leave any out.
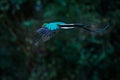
[58,22,110,32]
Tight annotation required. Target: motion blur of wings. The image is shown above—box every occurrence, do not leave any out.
[30,21,110,46]
[32,27,56,46]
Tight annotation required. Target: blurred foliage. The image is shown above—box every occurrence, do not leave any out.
[0,0,120,80]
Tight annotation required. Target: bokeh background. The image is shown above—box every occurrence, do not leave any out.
[0,0,120,80]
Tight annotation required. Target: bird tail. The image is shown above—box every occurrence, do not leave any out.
[58,22,110,32]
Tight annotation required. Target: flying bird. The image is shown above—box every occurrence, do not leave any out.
[31,22,110,46]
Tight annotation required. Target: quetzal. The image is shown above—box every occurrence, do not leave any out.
[31,22,109,46]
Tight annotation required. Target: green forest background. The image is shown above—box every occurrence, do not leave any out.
[0,0,120,80]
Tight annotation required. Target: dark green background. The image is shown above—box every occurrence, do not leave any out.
[0,0,120,80]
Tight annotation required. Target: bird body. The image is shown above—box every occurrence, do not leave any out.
[43,22,66,30]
